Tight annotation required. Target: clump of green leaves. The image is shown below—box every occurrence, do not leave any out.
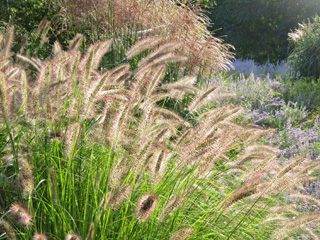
[287,14,320,80]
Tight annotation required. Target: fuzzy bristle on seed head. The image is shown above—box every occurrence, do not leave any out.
[65,233,82,240]
[86,222,95,240]
[33,233,47,240]
[0,219,17,240]
[136,193,158,221]
[108,157,128,188]
[10,203,32,228]
[65,122,81,157]
[0,71,9,118]
[169,227,194,240]
[272,213,320,239]
[107,184,132,209]
[18,157,34,198]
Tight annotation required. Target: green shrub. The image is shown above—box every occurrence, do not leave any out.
[287,14,320,79]
[283,77,320,109]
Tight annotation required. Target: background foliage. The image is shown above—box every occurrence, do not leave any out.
[287,14,320,79]
[206,0,320,63]
[2,0,320,66]
[0,0,57,56]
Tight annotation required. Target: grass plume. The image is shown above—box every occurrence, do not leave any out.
[58,0,234,73]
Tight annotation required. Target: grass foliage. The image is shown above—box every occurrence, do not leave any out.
[1,24,320,239]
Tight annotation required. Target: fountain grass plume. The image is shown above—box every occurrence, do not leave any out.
[18,157,34,198]
[136,193,158,221]
[33,233,48,240]
[9,203,32,228]
[65,233,82,240]
[169,227,194,240]
[0,219,17,240]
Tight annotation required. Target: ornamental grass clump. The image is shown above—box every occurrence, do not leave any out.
[287,14,320,80]
[57,0,234,73]
[1,28,320,239]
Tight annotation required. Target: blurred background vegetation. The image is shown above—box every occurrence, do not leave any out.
[206,0,320,64]
[0,0,56,56]
[2,0,320,65]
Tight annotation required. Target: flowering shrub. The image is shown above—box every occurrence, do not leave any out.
[210,71,320,168]
[210,73,309,128]
[271,117,320,160]
[227,58,288,78]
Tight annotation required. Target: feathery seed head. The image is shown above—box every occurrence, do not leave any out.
[136,193,158,221]
[148,150,169,184]
[65,122,81,157]
[0,59,10,71]
[53,41,63,57]
[68,34,83,51]
[9,203,32,228]
[65,233,82,240]
[33,233,47,240]
[1,26,14,58]
[18,157,34,198]
[108,157,129,188]
[126,37,162,59]
[0,71,9,118]
[273,213,320,239]
[86,222,95,240]
[92,40,112,70]
[20,70,28,115]
[0,32,3,46]
[169,227,194,240]
[59,0,234,73]
[222,183,259,208]
[107,184,132,209]
[0,219,16,240]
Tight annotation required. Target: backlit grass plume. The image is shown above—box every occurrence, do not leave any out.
[9,203,32,228]
[0,27,22,121]
[136,193,158,221]
[170,227,194,240]
[0,219,17,240]
[1,31,320,239]
[33,233,47,240]
[58,0,234,73]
